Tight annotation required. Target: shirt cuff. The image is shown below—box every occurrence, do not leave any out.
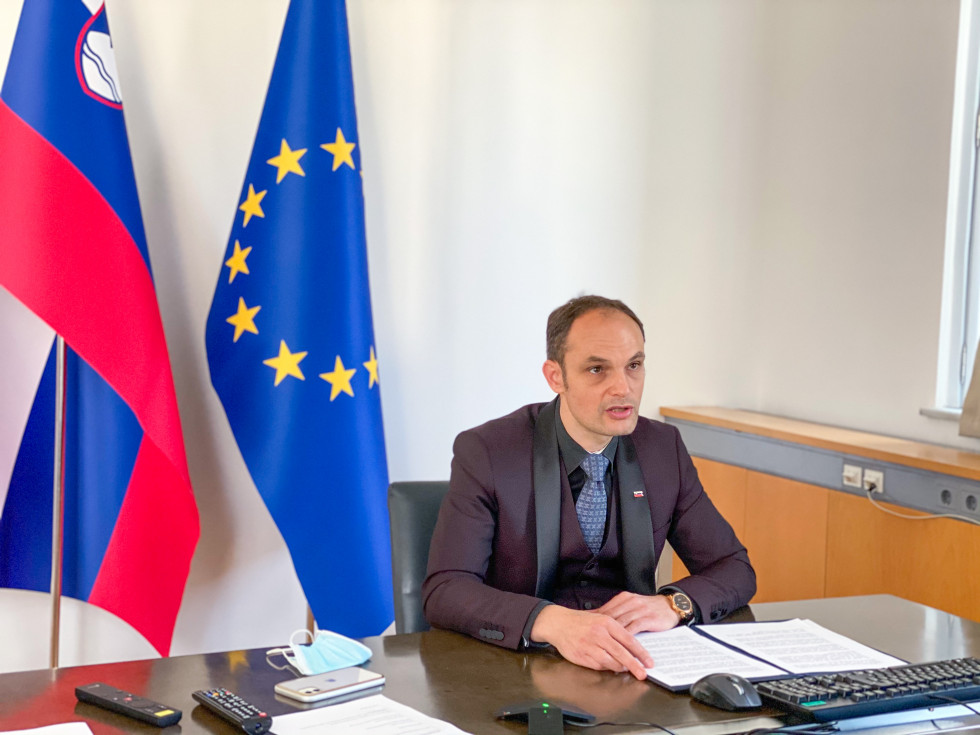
[657,585,702,626]
[520,600,554,649]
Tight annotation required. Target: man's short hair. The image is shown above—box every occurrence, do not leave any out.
[546,295,645,367]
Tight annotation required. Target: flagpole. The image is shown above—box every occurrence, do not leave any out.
[49,335,66,669]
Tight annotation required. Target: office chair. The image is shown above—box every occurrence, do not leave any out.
[387,480,449,634]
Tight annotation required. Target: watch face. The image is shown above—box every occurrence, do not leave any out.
[672,593,693,614]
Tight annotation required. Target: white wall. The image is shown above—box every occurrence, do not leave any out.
[748,2,959,441]
[0,0,966,672]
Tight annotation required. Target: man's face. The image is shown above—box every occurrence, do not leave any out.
[542,308,645,452]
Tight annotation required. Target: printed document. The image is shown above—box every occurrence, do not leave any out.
[699,618,905,673]
[638,626,784,689]
[638,618,905,690]
[1,726,93,735]
[272,694,471,735]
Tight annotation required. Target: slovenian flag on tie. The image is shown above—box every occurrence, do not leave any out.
[0,0,199,655]
[205,0,393,636]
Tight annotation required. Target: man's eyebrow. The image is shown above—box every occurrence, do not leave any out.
[581,352,645,365]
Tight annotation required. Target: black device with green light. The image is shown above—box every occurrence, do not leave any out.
[527,704,564,735]
[496,700,595,733]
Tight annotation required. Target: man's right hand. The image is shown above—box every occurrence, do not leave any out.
[529,605,654,680]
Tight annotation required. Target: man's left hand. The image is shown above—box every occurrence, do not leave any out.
[594,592,682,634]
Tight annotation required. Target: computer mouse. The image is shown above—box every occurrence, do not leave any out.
[689,673,762,711]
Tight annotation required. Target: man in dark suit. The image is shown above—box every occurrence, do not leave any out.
[422,296,755,679]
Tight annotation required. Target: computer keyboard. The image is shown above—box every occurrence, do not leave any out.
[755,657,980,722]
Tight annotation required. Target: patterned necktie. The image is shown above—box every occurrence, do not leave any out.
[577,453,610,556]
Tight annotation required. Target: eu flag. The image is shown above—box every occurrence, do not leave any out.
[205,0,393,636]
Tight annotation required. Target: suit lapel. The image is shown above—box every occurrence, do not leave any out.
[617,435,659,594]
[532,398,561,599]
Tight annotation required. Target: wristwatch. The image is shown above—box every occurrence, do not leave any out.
[663,591,695,623]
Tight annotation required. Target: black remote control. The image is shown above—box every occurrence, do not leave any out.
[75,682,182,727]
[192,688,272,735]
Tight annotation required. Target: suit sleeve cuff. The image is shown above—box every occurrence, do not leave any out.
[520,600,554,649]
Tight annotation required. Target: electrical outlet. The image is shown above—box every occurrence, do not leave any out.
[863,469,884,494]
[842,464,863,488]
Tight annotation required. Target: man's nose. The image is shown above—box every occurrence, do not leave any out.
[608,370,630,396]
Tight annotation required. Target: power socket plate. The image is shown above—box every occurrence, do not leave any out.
[864,469,884,494]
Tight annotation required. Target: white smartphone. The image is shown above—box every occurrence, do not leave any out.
[274,667,385,703]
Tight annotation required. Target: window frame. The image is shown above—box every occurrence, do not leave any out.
[936,0,980,413]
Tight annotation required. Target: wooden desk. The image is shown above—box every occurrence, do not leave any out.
[1,595,977,735]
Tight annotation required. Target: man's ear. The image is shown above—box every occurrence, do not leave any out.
[542,359,565,394]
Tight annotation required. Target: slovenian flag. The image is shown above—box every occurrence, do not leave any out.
[0,0,199,656]
[205,0,393,637]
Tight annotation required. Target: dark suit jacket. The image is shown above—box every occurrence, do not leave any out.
[422,400,756,650]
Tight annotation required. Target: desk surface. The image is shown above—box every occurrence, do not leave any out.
[1,595,977,735]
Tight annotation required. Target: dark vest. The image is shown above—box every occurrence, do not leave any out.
[532,398,658,600]
[552,464,627,609]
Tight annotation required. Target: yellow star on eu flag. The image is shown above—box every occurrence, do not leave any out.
[319,355,356,400]
[239,184,267,227]
[321,128,356,171]
[264,340,307,386]
[226,297,260,342]
[225,240,252,283]
[363,346,379,388]
[267,139,307,183]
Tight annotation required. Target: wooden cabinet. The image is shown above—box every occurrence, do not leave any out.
[742,472,828,603]
[671,456,980,621]
[826,492,980,623]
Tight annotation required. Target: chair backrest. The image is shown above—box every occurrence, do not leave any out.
[387,480,450,634]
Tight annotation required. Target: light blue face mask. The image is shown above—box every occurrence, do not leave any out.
[267,629,372,676]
